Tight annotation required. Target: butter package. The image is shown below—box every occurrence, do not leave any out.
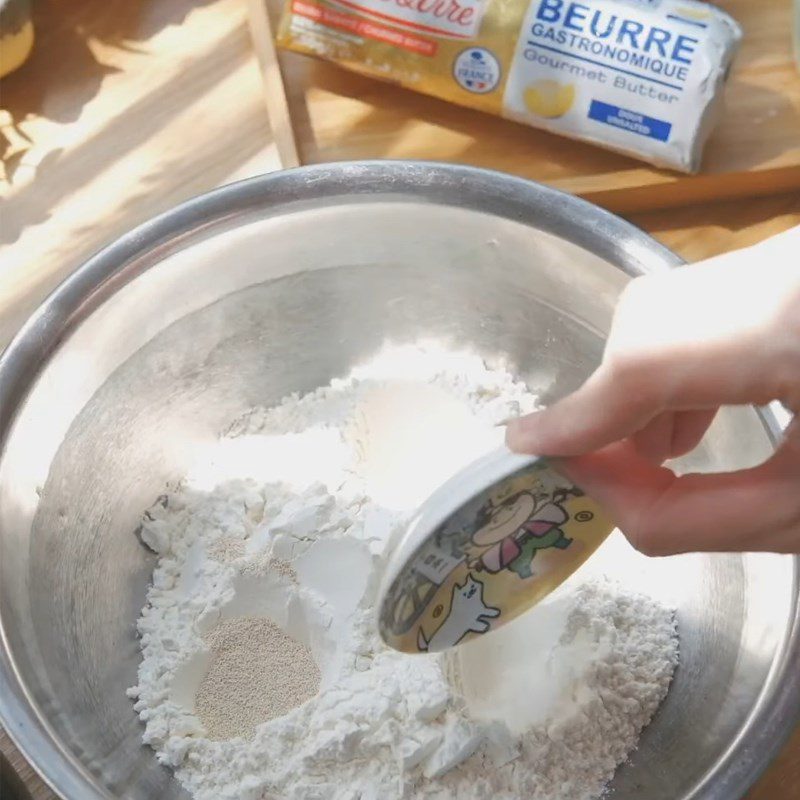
[276,0,742,172]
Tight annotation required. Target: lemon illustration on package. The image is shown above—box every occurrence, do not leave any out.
[377,448,614,654]
[524,80,576,119]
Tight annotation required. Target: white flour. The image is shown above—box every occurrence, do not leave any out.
[129,343,678,800]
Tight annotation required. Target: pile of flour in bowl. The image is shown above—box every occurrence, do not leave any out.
[129,343,678,800]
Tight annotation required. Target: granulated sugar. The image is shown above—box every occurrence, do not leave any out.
[129,343,678,800]
[195,617,320,740]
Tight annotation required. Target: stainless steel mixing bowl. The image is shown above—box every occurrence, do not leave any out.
[0,162,797,800]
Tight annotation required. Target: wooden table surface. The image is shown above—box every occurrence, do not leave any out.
[0,1,799,798]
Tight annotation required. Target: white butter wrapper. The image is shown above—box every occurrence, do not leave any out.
[503,0,742,171]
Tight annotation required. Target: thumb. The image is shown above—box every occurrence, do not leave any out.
[555,429,800,555]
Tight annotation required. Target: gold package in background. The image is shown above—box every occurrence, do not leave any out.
[276,0,741,172]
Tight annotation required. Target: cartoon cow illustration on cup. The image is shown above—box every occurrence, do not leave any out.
[469,488,579,580]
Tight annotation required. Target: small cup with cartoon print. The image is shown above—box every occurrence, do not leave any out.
[377,447,614,654]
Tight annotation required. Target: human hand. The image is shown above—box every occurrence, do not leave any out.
[506,226,800,555]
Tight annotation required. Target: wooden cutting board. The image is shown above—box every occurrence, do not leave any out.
[272,0,800,213]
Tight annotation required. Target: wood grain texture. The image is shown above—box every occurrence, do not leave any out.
[0,729,53,799]
[0,0,283,347]
[0,1,798,798]
[247,0,300,167]
[629,190,800,259]
[274,0,800,212]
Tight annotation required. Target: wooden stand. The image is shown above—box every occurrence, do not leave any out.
[258,0,800,212]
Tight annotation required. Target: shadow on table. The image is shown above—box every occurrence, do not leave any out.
[1,0,215,183]
[1,750,33,800]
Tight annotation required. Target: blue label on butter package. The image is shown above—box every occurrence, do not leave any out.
[588,100,672,142]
